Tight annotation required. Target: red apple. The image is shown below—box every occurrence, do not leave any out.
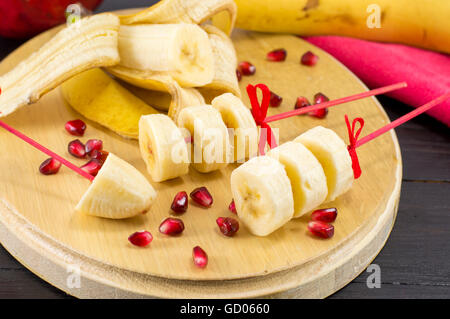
[0,0,103,39]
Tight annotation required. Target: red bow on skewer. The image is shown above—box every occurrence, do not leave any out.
[246,84,278,155]
[345,115,365,179]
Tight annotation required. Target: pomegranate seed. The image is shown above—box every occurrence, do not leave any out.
[270,91,283,107]
[159,218,185,236]
[238,61,256,76]
[308,92,329,118]
[192,246,208,268]
[90,149,109,163]
[228,200,237,214]
[128,231,153,247]
[68,139,86,158]
[314,92,329,104]
[39,158,61,175]
[301,51,319,66]
[295,96,311,110]
[216,217,239,237]
[236,69,242,82]
[267,48,287,62]
[80,158,102,176]
[307,221,334,239]
[190,187,213,208]
[85,139,103,156]
[171,191,188,213]
[311,208,338,223]
[65,119,86,136]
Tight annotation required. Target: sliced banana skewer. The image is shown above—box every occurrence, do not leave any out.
[0,13,120,117]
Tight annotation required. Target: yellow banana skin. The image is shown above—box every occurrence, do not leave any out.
[234,0,450,53]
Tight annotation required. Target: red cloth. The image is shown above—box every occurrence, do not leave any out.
[303,36,450,126]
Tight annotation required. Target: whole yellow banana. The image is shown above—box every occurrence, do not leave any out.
[234,0,450,53]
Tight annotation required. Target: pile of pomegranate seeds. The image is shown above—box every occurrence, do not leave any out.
[270,91,283,107]
[159,218,185,236]
[311,208,337,223]
[85,139,103,156]
[267,48,287,62]
[128,230,153,247]
[295,96,311,110]
[171,191,188,213]
[190,187,213,208]
[39,158,61,175]
[238,61,256,76]
[68,139,86,158]
[228,200,237,214]
[236,69,242,82]
[65,119,86,136]
[192,246,208,268]
[301,51,319,66]
[307,207,338,239]
[80,159,102,176]
[90,150,109,163]
[216,217,239,237]
[294,93,329,119]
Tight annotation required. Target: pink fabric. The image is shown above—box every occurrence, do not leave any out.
[303,36,450,126]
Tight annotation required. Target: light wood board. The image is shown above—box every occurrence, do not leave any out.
[0,22,402,298]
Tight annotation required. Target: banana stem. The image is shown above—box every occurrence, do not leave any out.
[0,119,95,182]
[264,82,408,123]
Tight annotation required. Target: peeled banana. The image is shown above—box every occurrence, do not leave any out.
[294,126,353,202]
[177,105,231,173]
[230,156,294,236]
[139,114,190,182]
[0,13,120,117]
[75,153,157,219]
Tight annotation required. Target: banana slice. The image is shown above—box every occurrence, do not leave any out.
[0,13,120,117]
[230,156,294,236]
[211,93,258,162]
[107,23,214,91]
[75,153,157,219]
[267,142,328,218]
[294,126,353,202]
[198,25,240,103]
[177,105,231,173]
[119,0,237,35]
[139,114,190,182]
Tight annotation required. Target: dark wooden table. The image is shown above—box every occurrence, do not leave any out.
[0,0,449,299]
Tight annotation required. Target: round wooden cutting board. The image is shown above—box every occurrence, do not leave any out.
[0,19,402,298]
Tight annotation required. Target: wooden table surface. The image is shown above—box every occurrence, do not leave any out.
[0,0,449,299]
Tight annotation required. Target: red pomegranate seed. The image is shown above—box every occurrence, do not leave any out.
[128,231,153,247]
[65,119,86,136]
[314,92,329,104]
[295,96,311,110]
[270,91,283,107]
[236,69,242,82]
[267,48,287,62]
[228,200,237,214]
[90,150,109,163]
[85,139,103,156]
[238,61,256,76]
[39,158,61,175]
[190,187,213,208]
[68,139,86,158]
[171,191,188,213]
[311,208,338,223]
[80,159,102,176]
[301,51,319,66]
[192,246,208,268]
[307,221,334,239]
[308,92,329,118]
[216,217,239,237]
[159,218,185,236]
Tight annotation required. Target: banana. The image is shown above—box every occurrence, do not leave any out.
[107,23,214,91]
[119,0,237,36]
[233,0,450,54]
[61,68,159,139]
[198,25,240,103]
[177,105,231,173]
[0,13,120,117]
[75,153,157,219]
[139,114,190,182]
[294,126,353,202]
[211,93,258,162]
[230,156,294,236]
[267,142,328,218]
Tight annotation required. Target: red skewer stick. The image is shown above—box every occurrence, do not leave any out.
[0,119,95,182]
[264,82,407,123]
